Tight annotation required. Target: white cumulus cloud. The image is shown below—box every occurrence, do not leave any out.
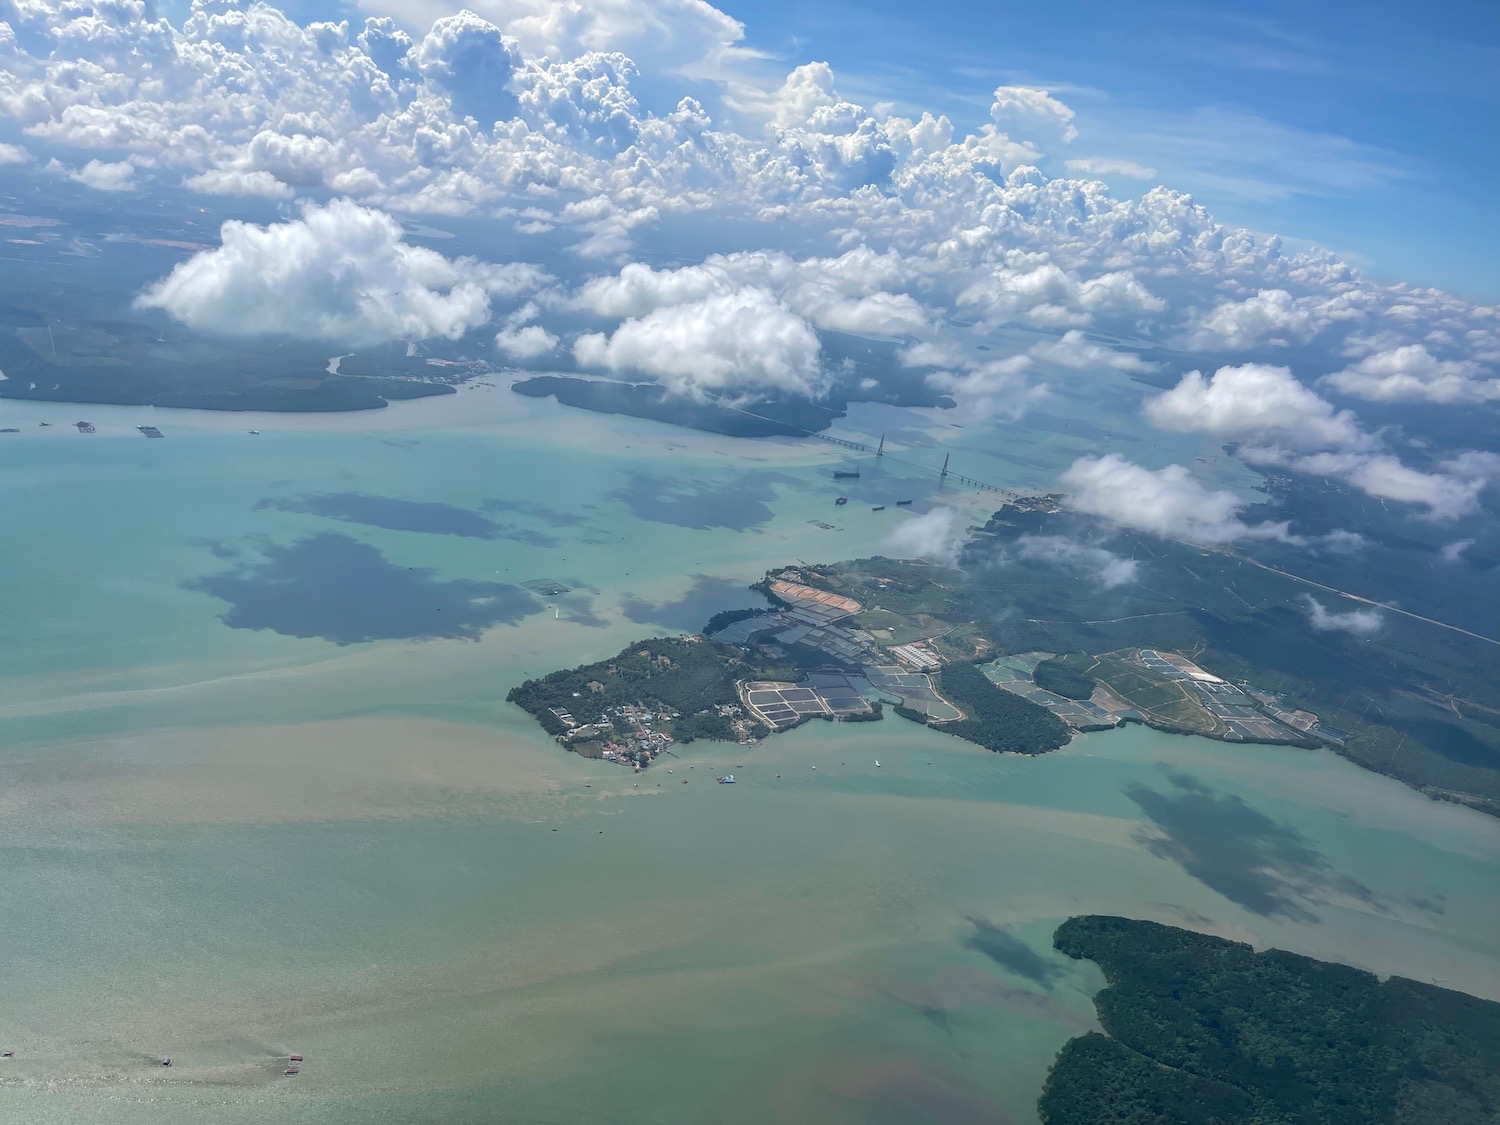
[136,199,542,345]
[1061,454,1291,545]
[70,159,136,191]
[1145,363,1369,453]
[925,356,1047,421]
[1302,595,1382,634]
[573,288,825,400]
[1064,157,1156,179]
[1143,363,1490,520]
[1185,288,1324,349]
[885,507,967,566]
[1324,344,1498,405]
[1015,535,1140,587]
[1290,451,1486,521]
[496,324,558,360]
[1030,330,1154,373]
[569,249,926,338]
[989,86,1077,152]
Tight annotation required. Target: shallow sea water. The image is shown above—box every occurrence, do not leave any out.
[0,388,1495,1124]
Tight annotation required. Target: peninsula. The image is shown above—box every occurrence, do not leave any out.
[509,496,1500,819]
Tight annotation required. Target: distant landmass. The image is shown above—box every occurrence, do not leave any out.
[511,330,956,438]
[1039,915,1500,1125]
[511,375,845,437]
[0,324,470,412]
[0,273,493,412]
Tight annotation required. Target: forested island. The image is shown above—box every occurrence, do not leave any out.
[1039,915,1500,1125]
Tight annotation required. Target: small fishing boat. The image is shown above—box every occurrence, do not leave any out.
[160,1058,172,1067]
[716,775,736,784]
[872,506,885,511]
[834,496,848,505]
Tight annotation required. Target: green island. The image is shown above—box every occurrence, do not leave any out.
[508,496,1500,817]
[1039,915,1500,1125]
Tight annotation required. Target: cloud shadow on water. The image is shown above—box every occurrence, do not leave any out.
[1124,771,1386,923]
[962,917,1062,987]
[259,492,504,538]
[259,492,577,547]
[552,591,609,628]
[620,575,770,632]
[481,498,594,529]
[610,472,790,531]
[188,533,540,644]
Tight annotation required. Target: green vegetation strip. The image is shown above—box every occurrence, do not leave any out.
[1033,658,1096,700]
[1040,916,1500,1125]
[932,661,1071,754]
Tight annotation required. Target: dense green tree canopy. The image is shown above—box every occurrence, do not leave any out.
[1040,916,1500,1125]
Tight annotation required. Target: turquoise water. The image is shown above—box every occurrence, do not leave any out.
[0,391,1495,1124]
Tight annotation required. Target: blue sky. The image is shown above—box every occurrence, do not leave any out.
[723,0,1500,299]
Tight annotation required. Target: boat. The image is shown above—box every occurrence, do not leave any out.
[832,470,860,479]
[871,505,885,511]
[160,1057,172,1067]
[875,761,881,767]
[896,499,913,506]
[248,429,260,435]
[717,774,736,784]
[834,497,848,505]
[285,1067,300,1076]
[289,1054,304,1062]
